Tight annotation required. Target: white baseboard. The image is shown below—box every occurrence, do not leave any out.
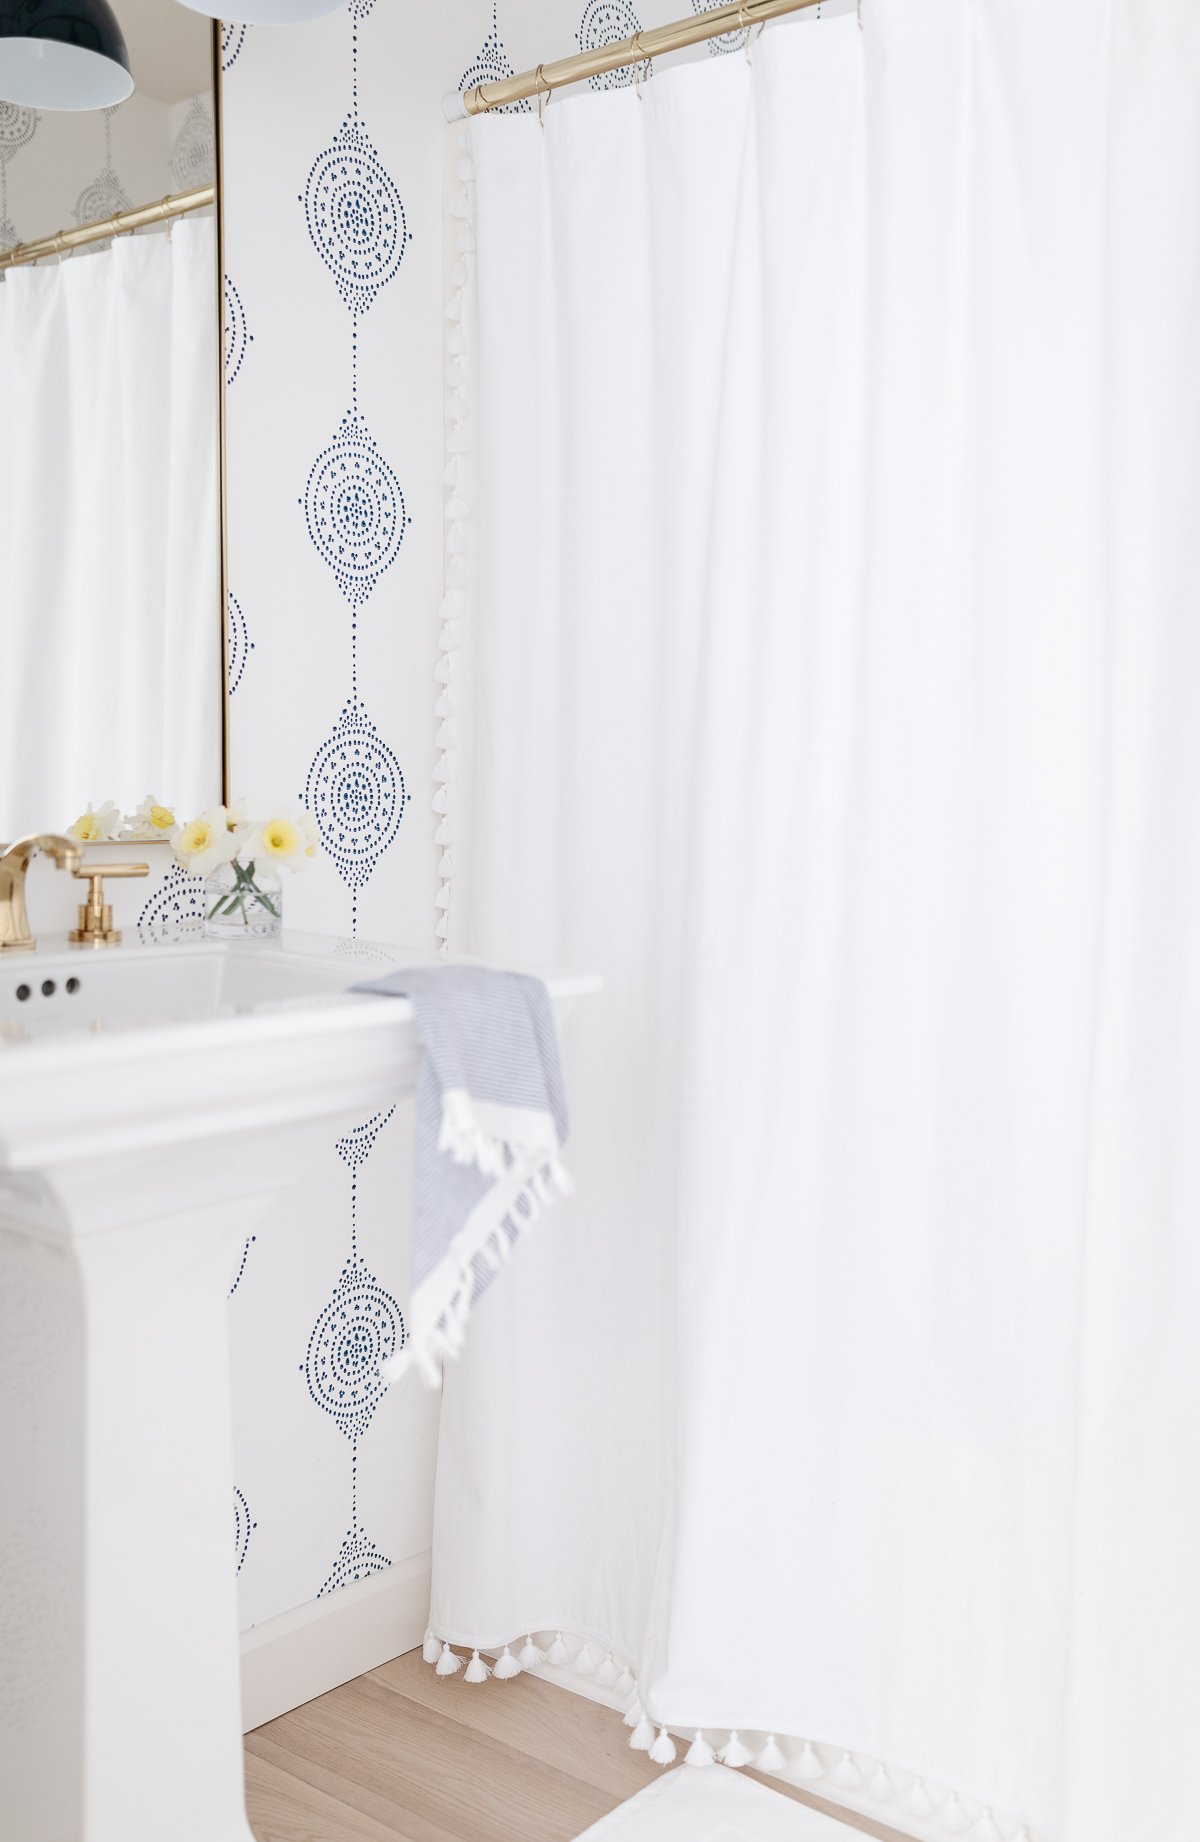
[240,1549,431,1732]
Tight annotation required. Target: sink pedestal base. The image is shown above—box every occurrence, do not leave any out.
[0,1147,276,1842]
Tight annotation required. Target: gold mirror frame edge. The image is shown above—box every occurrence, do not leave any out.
[213,19,232,809]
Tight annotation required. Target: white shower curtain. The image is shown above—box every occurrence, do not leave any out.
[434,6,1200,1840]
[0,218,220,837]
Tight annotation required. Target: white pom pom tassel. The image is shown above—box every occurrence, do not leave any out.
[629,1715,656,1752]
[941,1794,970,1833]
[719,1732,753,1768]
[519,1635,546,1670]
[435,1643,462,1677]
[422,1628,441,1665]
[792,1741,824,1781]
[492,1645,521,1680]
[463,1649,490,1684]
[623,1698,645,1730]
[573,1642,597,1677]
[867,1764,895,1802]
[903,1778,935,1818]
[831,1751,862,1789]
[649,1727,678,1766]
[970,1812,1003,1842]
[685,1731,715,1768]
[546,1631,570,1666]
[594,1651,620,1688]
[615,1666,636,1698]
[757,1735,786,1773]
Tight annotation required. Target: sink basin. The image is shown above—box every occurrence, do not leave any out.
[0,931,596,1169]
[0,934,388,1033]
[0,928,596,1842]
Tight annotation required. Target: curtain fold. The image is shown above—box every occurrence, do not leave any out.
[0,218,220,836]
[435,7,1200,1839]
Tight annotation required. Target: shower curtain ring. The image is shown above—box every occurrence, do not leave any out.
[534,64,548,127]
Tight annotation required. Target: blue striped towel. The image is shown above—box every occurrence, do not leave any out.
[352,965,571,1386]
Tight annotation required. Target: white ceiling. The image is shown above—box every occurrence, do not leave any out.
[118,0,212,105]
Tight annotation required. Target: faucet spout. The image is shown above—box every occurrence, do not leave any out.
[0,833,83,952]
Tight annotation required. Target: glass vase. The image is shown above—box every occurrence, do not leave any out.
[203,859,282,940]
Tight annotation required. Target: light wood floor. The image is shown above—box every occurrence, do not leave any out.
[245,1646,912,1842]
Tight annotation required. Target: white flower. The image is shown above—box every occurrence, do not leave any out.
[239,809,320,874]
[171,807,239,878]
[67,800,121,843]
[123,795,177,841]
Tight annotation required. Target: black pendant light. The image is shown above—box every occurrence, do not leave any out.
[0,0,133,111]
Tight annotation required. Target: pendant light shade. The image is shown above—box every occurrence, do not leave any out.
[0,0,132,109]
[175,0,343,24]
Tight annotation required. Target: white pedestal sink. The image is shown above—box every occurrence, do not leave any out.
[0,930,594,1842]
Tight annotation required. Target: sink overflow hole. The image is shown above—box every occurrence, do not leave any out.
[13,977,80,1002]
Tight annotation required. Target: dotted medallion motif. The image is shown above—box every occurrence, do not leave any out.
[229,1234,257,1297]
[302,1254,402,1442]
[220,23,248,71]
[460,4,532,112]
[304,696,409,902]
[300,113,409,317]
[224,276,254,387]
[691,0,748,52]
[168,96,215,191]
[74,108,129,229]
[0,100,38,249]
[227,591,254,695]
[301,407,409,607]
[308,1101,400,1597]
[233,1487,257,1574]
[0,102,38,161]
[74,164,130,227]
[577,0,651,88]
[318,1521,390,1595]
[137,865,206,938]
[336,1107,396,1172]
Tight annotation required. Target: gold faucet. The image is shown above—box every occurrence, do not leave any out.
[0,834,82,952]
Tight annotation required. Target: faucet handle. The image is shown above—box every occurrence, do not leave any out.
[69,862,149,949]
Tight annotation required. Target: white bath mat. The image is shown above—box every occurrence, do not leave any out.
[574,1767,859,1841]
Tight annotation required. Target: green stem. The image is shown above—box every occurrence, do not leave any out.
[210,856,280,926]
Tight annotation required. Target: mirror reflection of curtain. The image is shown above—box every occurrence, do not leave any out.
[0,216,219,837]
[435,6,1200,1841]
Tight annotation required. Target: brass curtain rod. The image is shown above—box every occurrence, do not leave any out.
[0,184,214,276]
[448,0,825,119]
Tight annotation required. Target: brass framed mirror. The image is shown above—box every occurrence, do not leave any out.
[0,13,229,844]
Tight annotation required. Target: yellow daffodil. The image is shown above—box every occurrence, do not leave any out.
[171,807,237,877]
[124,795,177,840]
[239,809,320,874]
[67,800,121,843]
